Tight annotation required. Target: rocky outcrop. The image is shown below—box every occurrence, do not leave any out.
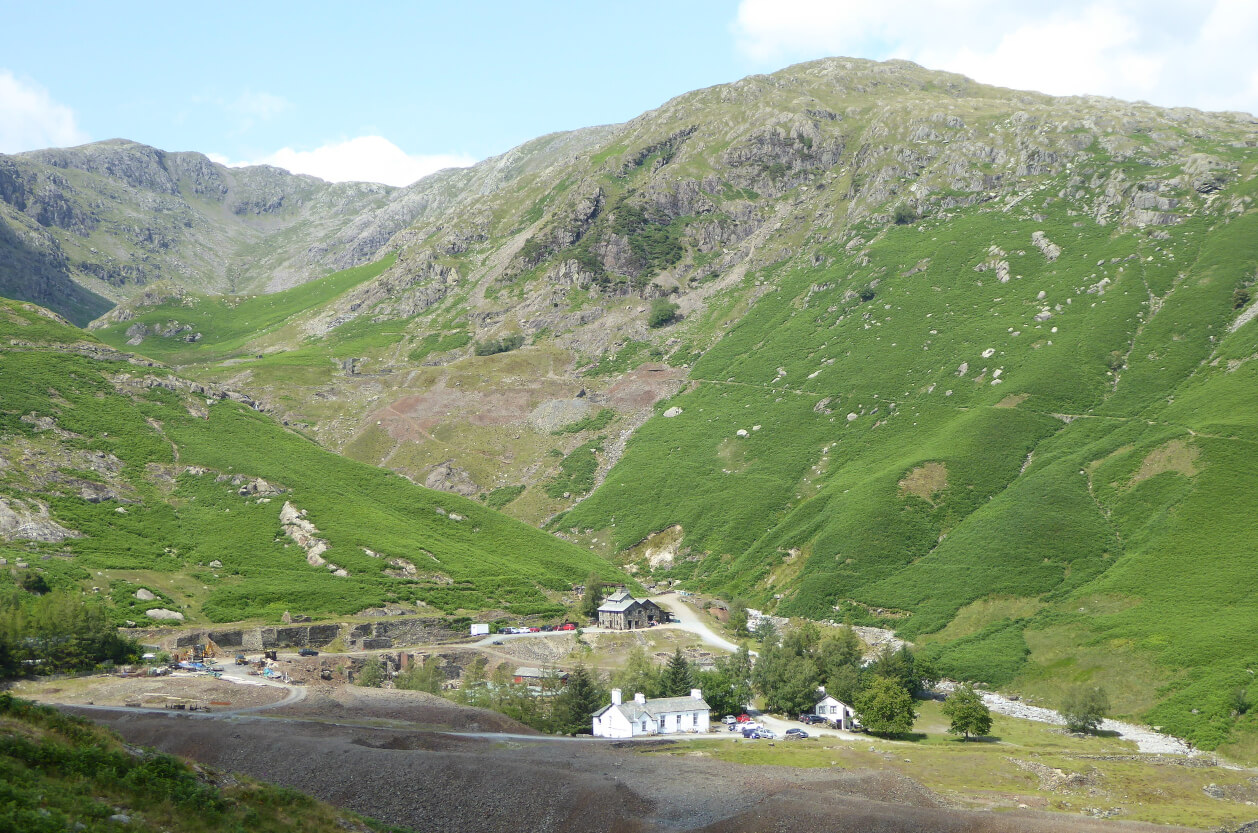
[0,497,82,542]
[423,462,479,497]
[279,501,348,576]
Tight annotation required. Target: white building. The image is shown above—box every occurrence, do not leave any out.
[592,688,711,738]
[812,687,855,730]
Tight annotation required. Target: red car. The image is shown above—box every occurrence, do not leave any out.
[558,623,577,631]
[528,627,541,633]
[736,713,752,723]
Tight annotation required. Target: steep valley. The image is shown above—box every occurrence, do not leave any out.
[4,56,1258,757]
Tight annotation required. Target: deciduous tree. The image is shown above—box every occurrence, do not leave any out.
[1062,685,1110,734]
[942,685,992,740]
[855,675,917,736]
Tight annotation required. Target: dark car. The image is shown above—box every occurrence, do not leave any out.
[298,648,319,657]
[784,728,809,739]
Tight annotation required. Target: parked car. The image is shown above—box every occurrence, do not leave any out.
[528,627,541,633]
[298,648,318,657]
[756,729,777,739]
[735,713,752,723]
[799,714,825,725]
[558,623,577,631]
[784,728,808,739]
[722,715,737,725]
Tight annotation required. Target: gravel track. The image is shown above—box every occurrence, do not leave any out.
[938,683,1198,756]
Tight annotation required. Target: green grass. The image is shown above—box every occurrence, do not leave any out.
[92,254,397,363]
[0,694,413,833]
[0,299,626,624]
[646,701,1258,828]
[562,181,1258,751]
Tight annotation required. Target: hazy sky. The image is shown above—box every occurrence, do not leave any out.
[4,1,1256,186]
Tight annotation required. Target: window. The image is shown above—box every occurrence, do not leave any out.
[659,716,666,732]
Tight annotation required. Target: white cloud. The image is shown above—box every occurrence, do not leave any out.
[732,0,1258,115]
[209,135,476,187]
[0,70,89,153]
[231,90,291,121]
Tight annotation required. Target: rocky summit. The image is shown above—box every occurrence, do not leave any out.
[4,57,1258,753]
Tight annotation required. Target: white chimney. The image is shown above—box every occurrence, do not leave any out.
[634,692,646,704]
[691,688,702,700]
[611,688,622,705]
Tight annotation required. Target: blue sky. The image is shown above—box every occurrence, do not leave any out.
[4,2,1257,186]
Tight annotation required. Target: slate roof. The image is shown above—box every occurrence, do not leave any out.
[598,588,668,615]
[593,694,711,721]
[598,597,639,613]
[514,667,566,679]
[598,587,639,613]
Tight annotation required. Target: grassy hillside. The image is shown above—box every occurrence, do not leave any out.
[0,298,623,625]
[92,254,398,364]
[0,694,410,833]
[560,159,1258,750]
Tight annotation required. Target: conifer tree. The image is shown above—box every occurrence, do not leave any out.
[662,648,694,696]
[552,664,604,735]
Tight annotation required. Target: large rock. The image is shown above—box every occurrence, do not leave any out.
[146,608,184,621]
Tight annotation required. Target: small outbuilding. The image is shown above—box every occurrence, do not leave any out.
[812,686,855,730]
[512,666,569,686]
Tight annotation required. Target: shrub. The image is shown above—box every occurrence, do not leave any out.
[473,333,525,356]
[647,299,680,328]
[892,204,917,225]
[355,657,385,688]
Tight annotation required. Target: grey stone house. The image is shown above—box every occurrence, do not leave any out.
[597,588,663,630]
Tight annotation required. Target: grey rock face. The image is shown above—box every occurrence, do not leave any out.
[0,497,82,542]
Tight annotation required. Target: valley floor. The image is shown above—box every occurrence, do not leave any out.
[24,680,1249,832]
[72,701,1207,833]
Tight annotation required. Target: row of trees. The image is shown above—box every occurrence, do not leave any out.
[0,585,139,679]
[749,621,1000,739]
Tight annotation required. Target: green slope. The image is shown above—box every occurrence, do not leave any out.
[0,694,410,833]
[0,298,622,624]
[91,254,398,364]
[560,167,1258,749]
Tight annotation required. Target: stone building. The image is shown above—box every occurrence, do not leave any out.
[596,587,663,630]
